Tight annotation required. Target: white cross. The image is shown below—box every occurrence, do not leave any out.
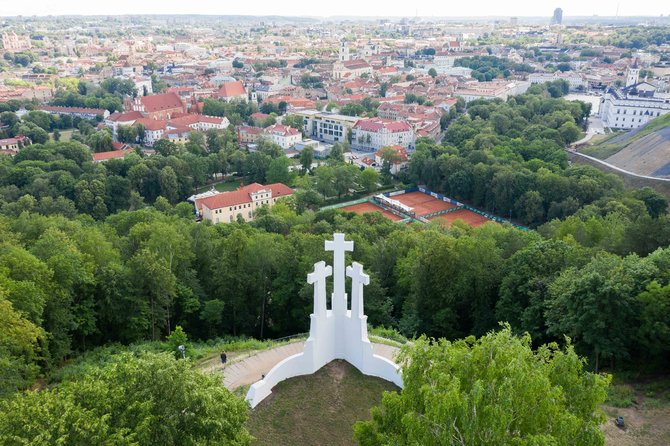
[325,233,354,314]
[346,262,369,318]
[307,261,332,316]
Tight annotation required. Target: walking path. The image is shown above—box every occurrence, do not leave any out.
[209,341,401,391]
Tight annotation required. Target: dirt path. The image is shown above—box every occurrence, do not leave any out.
[202,341,400,391]
[603,405,670,446]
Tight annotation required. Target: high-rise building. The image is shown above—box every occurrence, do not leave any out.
[552,8,563,25]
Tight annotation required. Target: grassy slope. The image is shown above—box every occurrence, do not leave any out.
[580,114,670,160]
[246,360,398,446]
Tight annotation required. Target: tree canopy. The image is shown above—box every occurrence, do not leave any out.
[354,326,610,446]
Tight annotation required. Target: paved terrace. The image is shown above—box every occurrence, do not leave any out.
[204,340,401,391]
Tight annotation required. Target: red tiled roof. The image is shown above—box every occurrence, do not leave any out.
[198,182,293,210]
[92,148,134,162]
[375,145,409,163]
[354,118,412,133]
[139,92,185,112]
[264,123,299,137]
[111,141,130,150]
[0,135,29,146]
[107,110,144,122]
[238,125,263,134]
[134,118,168,131]
[217,80,246,98]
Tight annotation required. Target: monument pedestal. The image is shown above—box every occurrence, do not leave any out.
[245,233,403,408]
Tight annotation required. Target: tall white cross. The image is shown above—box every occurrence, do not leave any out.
[325,233,354,314]
[307,261,332,317]
[346,262,369,318]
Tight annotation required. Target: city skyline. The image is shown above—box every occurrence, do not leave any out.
[0,0,669,19]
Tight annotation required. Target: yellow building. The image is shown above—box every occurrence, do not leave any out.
[196,183,293,224]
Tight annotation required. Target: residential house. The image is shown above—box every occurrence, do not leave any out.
[237,125,264,145]
[0,135,30,155]
[263,123,302,149]
[374,145,409,174]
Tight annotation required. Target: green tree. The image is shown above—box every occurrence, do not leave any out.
[329,143,344,163]
[165,325,192,359]
[427,67,437,78]
[266,156,291,184]
[633,187,668,218]
[314,165,335,198]
[0,353,252,445]
[354,327,609,446]
[360,168,380,193]
[159,166,179,204]
[116,125,137,144]
[299,146,314,173]
[546,252,656,371]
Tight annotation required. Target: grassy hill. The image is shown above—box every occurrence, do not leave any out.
[579,114,670,175]
[246,360,398,446]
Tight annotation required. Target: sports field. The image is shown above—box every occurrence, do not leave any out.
[340,202,405,221]
[391,191,457,216]
[428,209,492,228]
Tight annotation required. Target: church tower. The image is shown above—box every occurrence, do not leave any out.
[339,40,350,62]
[626,60,640,87]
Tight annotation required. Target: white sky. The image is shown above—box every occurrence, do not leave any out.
[0,0,668,18]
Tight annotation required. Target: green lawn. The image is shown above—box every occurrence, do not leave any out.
[51,129,73,142]
[246,360,398,446]
[196,178,245,194]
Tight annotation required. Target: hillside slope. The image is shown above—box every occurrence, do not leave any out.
[580,114,670,177]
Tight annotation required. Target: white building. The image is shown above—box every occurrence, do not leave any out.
[352,118,415,152]
[332,60,373,80]
[104,110,144,137]
[455,80,530,103]
[296,110,360,144]
[133,118,167,147]
[600,83,670,129]
[263,123,302,149]
[528,71,587,91]
[374,145,409,174]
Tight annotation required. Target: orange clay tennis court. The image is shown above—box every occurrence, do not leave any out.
[428,209,494,228]
[340,202,404,221]
[391,191,457,216]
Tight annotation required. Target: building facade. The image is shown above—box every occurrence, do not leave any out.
[197,183,294,224]
[263,123,302,149]
[1,32,31,51]
[600,83,670,129]
[296,111,359,144]
[351,118,415,152]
